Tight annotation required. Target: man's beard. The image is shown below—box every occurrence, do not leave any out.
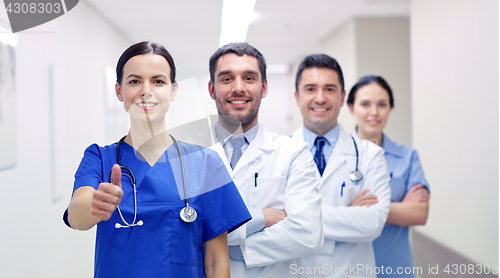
[214,89,262,131]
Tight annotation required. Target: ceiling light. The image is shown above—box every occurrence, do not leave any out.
[219,0,257,46]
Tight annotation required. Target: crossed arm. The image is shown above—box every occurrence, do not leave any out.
[353,184,430,226]
[386,184,429,226]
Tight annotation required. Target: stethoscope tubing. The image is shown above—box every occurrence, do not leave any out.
[349,135,363,183]
[112,134,194,228]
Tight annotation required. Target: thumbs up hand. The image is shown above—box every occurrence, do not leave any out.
[91,164,124,221]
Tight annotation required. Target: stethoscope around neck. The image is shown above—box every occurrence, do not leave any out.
[111,135,197,229]
[348,135,363,182]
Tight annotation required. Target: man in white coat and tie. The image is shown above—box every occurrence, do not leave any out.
[291,54,391,277]
[208,43,323,277]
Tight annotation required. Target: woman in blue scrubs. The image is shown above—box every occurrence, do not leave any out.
[347,75,430,277]
[64,41,251,278]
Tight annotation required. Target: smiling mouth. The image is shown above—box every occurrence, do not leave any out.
[230,100,248,104]
[311,107,329,112]
[367,120,380,125]
[136,103,157,107]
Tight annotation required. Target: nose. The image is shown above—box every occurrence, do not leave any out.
[141,83,153,97]
[232,77,245,94]
[369,105,379,115]
[314,89,327,103]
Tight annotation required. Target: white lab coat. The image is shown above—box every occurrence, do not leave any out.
[291,125,390,278]
[211,124,324,278]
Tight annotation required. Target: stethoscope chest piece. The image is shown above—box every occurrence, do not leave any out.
[349,170,363,182]
[180,206,197,223]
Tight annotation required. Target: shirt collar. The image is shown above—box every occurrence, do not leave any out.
[381,133,404,157]
[302,124,341,149]
[215,122,259,146]
[352,130,404,157]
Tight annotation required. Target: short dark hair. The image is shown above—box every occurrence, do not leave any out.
[295,54,345,92]
[347,75,394,108]
[116,41,176,85]
[209,42,267,82]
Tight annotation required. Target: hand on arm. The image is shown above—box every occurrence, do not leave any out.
[204,232,230,278]
[320,147,391,243]
[402,184,429,203]
[350,189,378,207]
[262,208,287,228]
[68,164,123,230]
[386,184,429,226]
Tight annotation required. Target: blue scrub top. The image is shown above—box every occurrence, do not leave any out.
[70,140,251,278]
[354,132,429,277]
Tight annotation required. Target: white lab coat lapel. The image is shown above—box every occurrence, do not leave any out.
[209,123,270,182]
[321,126,355,180]
[291,125,355,182]
[232,124,270,178]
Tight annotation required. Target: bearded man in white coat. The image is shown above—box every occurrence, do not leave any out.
[207,43,323,277]
[291,54,391,277]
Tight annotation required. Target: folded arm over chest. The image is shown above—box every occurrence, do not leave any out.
[242,144,323,268]
[321,147,391,243]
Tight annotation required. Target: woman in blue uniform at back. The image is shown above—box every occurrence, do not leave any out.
[347,75,430,277]
[63,41,251,278]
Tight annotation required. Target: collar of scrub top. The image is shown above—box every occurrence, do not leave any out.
[352,130,405,158]
[215,122,259,160]
[302,124,340,164]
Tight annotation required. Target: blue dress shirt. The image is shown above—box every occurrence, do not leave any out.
[302,124,340,165]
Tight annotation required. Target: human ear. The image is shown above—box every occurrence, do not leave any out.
[294,91,300,107]
[115,83,123,102]
[261,79,268,99]
[348,104,354,115]
[340,90,346,107]
[208,81,216,100]
[170,83,178,101]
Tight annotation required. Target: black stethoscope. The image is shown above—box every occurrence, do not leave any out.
[348,135,363,182]
[112,134,197,229]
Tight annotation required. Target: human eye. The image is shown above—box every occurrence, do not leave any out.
[360,102,369,107]
[379,102,388,107]
[153,79,166,85]
[220,76,232,83]
[245,75,256,82]
[304,87,315,93]
[128,79,139,84]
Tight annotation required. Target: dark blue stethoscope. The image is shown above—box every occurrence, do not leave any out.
[111,135,197,229]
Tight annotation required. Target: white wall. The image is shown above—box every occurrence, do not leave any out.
[411,0,498,266]
[0,3,130,277]
[260,73,297,135]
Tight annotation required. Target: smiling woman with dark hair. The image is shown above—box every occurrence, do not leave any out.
[63,41,251,278]
[348,75,430,278]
